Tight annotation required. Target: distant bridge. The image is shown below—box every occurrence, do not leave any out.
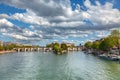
[13,46,83,52]
[67,46,83,51]
[13,47,52,52]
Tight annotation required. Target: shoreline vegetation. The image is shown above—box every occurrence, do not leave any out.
[46,42,82,54]
[47,42,70,54]
[84,30,120,61]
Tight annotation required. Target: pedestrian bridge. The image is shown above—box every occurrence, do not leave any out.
[13,46,83,52]
[13,47,52,52]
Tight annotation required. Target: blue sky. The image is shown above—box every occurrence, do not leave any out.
[0,0,120,46]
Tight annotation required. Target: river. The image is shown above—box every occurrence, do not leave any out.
[0,51,120,80]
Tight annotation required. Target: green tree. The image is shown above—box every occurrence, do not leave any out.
[92,41,100,50]
[0,46,4,51]
[99,37,117,51]
[53,42,60,54]
[110,30,120,37]
[53,43,59,47]
[61,43,68,50]
[3,44,17,50]
[46,44,52,48]
[110,30,120,54]
[53,45,59,52]
[84,41,92,48]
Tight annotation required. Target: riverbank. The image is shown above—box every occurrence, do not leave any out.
[84,49,120,62]
[99,54,120,61]
[0,50,16,54]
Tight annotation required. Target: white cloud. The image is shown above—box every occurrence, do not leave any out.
[95,31,110,38]
[0,14,9,19]
[55,21,85,27]
[0,28,7,33]
[10,11,50,25]
[5,33,28,40]
[85,0,120,26]
[0,18,42,43]
[0,19,13,27]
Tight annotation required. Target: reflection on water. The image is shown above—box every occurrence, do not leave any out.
[0,51,120,80]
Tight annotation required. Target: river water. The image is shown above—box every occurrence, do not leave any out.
[0,51,120,80]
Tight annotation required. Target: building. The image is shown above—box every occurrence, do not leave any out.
[0,41,3,46]
[23,44,32,46]
[66,43,74,47]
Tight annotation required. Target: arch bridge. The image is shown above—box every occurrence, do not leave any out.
[13,47,53,52]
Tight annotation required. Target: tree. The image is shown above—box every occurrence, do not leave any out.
[53,44,59,52]
[110,30,120,37]
[3,43,17,50]
[53,42,60,54]
[110,30,120,54]
[53,42,59,47]
[46,44,52,48]
[92,41,100,50]
[99,37,117,51]
[110,30,120,46]
[61,43,68,50]
[0,46,4,51]
[84,41,92,48]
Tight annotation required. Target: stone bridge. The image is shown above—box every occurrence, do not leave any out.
[13,46,83,52]
[68,46,83,51]
[13,47,53,52]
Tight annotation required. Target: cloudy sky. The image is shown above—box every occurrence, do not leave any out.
[0,0,120,46]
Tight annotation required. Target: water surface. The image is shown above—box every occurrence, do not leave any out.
[0,51,120,80]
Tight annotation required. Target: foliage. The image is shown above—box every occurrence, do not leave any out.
[110,30,120,37]
[61,43,68,50]
[84,41,92,48]
[0,46,4,51]
[99,37,117,51]
[46,44,52,48]
[53,42,60,54]
[53,44,59,52]
[52,42,69,54]
[110,30,120,47]
[92,41,100,50]
[84,29,120,52]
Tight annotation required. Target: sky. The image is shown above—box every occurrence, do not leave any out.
[0,0,120,46]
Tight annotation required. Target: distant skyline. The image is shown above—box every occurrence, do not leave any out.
[0,0,120,46]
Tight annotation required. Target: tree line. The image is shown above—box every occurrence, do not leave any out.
[84,30,120,54]
[0,43,39,51]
